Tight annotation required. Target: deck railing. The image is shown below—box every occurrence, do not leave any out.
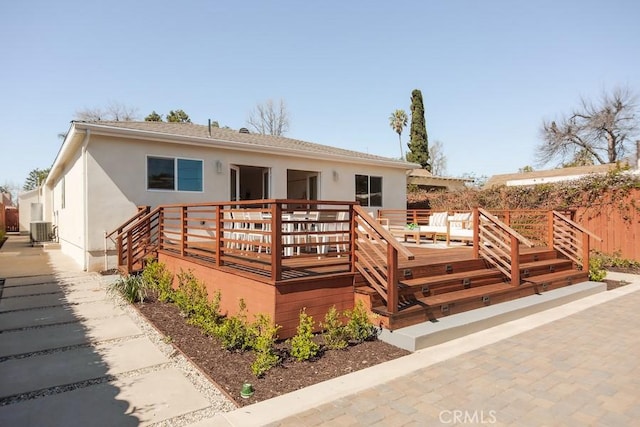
[352,205,415,314]
[551,210,602,270]
[473,208,534,285]
[110,200,357,283]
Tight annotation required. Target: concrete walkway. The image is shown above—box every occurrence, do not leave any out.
[212,272,640,426]
[0,235,235,426]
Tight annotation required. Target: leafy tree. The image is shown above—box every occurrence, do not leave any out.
[145,111,163,121]
[75,101,138,121]
[538,86,639,166]
[247,99,290,136]
[23,168,50,190]
[407,89,430,170]
[388,109,408,158]
[166,109,191,123]
[518,165,535,173]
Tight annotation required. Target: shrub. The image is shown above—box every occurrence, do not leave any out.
[141,258,174,303]
[290,308,320,361]
[172,270,221,331]
[215,299,255,351]
[251,314,281,377]
[321,306,348,350]
[110,274,149,303]
[588,256,607,282]
[345,301,377,343]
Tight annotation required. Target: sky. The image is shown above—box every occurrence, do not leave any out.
[1,0,639,192]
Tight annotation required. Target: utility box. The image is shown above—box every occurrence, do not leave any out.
[30,221,52,244]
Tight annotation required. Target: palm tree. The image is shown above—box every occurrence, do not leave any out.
[389,109,408,159]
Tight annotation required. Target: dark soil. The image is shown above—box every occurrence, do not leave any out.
[136,300,409,407]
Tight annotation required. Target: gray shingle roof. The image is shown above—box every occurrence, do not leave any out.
[76,121,414,167]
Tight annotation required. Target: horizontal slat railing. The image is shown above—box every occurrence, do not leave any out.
[353,205,415,314]
[110,200,357,282]
[474,208,534,286]
[552,211,603,270]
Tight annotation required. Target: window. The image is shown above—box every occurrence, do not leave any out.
[147,156,203,191]
[355,175,382,207]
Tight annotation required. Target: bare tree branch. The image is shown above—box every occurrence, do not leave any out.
[247,99,290,136]
[537,86,638,167]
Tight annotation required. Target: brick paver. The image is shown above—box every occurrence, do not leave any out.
[267,285,640,426]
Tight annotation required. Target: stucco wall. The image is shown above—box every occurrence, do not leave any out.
[66,133,408,271]
[18,189,41,233]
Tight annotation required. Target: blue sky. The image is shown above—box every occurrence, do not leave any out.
[1,0,639,191]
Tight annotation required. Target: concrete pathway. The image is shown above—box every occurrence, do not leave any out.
[211,271,640,426]
[0,235,235,426]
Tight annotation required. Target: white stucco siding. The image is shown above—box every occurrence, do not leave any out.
[52,148,86,269]
[75,133,409,271]
[17,189,41,232]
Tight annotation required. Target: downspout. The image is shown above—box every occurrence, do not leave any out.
[82,130,91,271]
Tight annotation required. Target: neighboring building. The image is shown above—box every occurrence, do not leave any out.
[41,121,417,271]
[1,192,19,233]
[407,168,472,191]
[484,163,623,188]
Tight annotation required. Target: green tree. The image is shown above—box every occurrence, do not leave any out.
[166,109,191,123]
[407,89,430,170]
[23,168,50,190]
[389,109,408,158]
[145,111,163,121]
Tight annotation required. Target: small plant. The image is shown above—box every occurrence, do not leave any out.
[215,299,255,351]
[109,274,149,303]
[290,308,320,361]
[251,314,281,377]
[588,255,607,282]
[172,270,222,331]
[321,306,348,350]
[345,300,377,343]
[406,222,418,230]
[142,259,174,303]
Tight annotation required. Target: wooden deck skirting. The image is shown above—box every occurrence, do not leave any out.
[110,202,601,334]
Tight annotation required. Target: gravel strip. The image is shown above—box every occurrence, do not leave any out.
[101,274,237,416]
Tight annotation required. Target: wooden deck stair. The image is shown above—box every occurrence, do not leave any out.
[357,247,589,330]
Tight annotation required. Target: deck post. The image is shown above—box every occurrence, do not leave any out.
[386,244,399,314]
[472,207,480,259]
[215,205,223,267]
[180,206,187,257]
[349,205,356,271]
[582,232,590,271]
[548,211,555,249]
[126,233,132,274]
[271,202,283,282]
[510,234,520,286]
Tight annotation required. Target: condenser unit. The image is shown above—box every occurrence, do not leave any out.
[30,221,52,244]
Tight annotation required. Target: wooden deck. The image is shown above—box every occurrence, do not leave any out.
[111,202,600,336]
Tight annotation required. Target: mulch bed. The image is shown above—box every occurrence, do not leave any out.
[136,300,409,407]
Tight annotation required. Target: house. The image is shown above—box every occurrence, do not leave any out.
[483,163,623,188]
[36,121,417,271]
[406,168,472,191]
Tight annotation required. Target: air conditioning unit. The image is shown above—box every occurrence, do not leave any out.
[30,222,52,243]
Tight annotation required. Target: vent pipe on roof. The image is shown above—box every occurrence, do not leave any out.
[239,127,250,134]
[208,119,211,138]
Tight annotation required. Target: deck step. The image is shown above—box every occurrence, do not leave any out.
[419,282,514,306]
[378,281,607,351]
[523,269,589,286]
[399,269,502,289]
[520,259,573,276]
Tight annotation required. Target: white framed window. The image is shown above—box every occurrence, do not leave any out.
[147,156,203,192]
[355,174,382,207]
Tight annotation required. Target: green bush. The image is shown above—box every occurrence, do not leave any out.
[141,259,174,302]
[290,308,320,361]
[172,270,221,331]
[110,274,149,303]
[321,306,348,350]
[588,256,607,282]
[251,314,281,377]
[345,301,377,343]
[215,299,255,351]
